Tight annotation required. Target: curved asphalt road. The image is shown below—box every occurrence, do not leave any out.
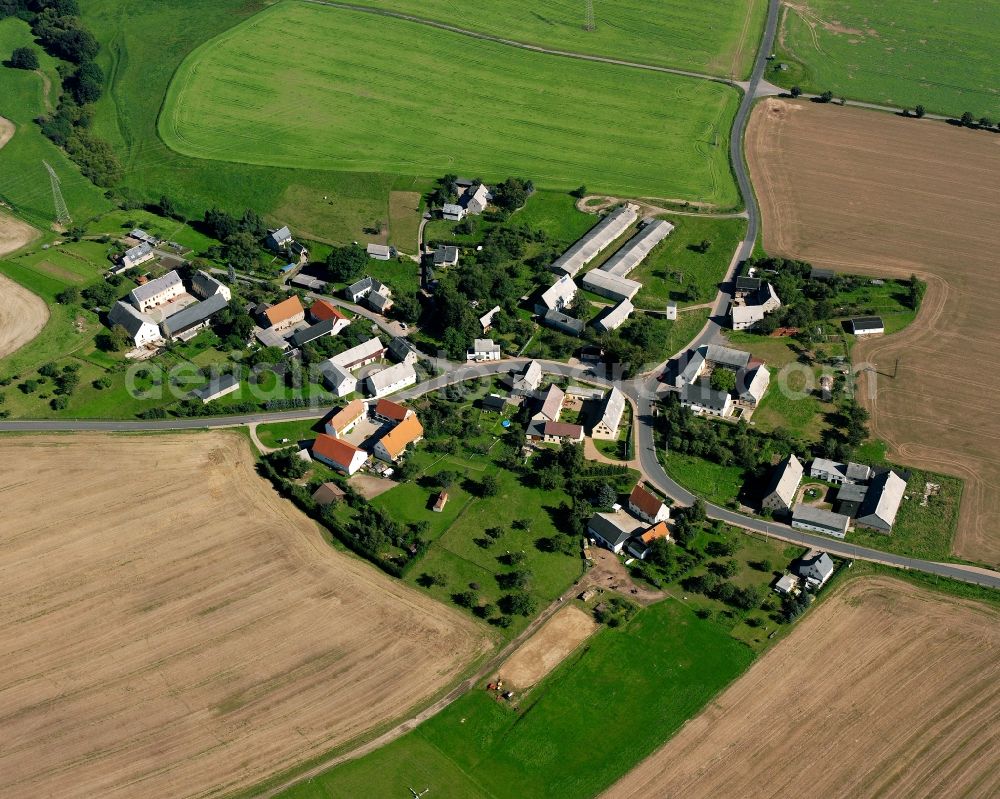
[2,0,996,589]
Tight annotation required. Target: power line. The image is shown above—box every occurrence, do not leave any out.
[43,160,72,226]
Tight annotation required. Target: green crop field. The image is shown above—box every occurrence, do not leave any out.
[277,600,753,799]
[160,2,741,206]
[346,0,767,79]
[0,19,111,227]
[772,0,1000,118]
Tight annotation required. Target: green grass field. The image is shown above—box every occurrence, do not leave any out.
[278,600,753,799]
[663,451,746,506]
[632,216,746,308]
[0,19,112,227]
[348,0,766,79]
[771,0,1000,118]
[160,2,741,206]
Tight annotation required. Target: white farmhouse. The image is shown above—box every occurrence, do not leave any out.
[108,301,161,347]
[365,362,417,398]
[467,338,501,362]
[128,270,184,312]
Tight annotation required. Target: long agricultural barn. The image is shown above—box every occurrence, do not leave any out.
[600,219,674,277]
[581,269,642,302]
[550,204,638,277]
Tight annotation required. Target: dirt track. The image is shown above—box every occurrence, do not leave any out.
[604,577,1000,798]
[0,432,487,799]
[746,98,1000,565]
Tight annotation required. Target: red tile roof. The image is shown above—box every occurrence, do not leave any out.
[629,484,665,519]
[640,521,671,544]
[312,434,363,469]
[543,421,583,438]
[311,299,348,322]
[374,398,409,421]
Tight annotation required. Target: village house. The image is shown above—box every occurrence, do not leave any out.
[128,228,159,246]
[737,364,770,407]
[551,204,638,277]
[329,337,386,370]
[366,243,392,261]
[312,482,346,507]
[324,399,366,438]
[795,550,835,590]
[588,510,646,555]
[674,343,754,389]
[312,434,369,475]
[791,504,851,539]
[365,361,417,398]
[510,360,542,396]
[192,374,240,404]
[387,336,420,365]
[835,482,869,517]
[128,269,184,312]
[442,203,465,221]
[191,270,232,302]
[626,521,671,560]
[592,386,626,440]
[532,384,565,423]
[729,276,781,331]
[810,458,872,485]
[680,382,733,418]
[855,470,907,532]
[265,226,294,251]
[527,420,584,445]
[373,398,413,425]
[258,295,305,332]
[432,491,449,512]
[345,276,394,313]
[479,305,501,333]
[433,245,459,267]
[761,453,803,513]
[628,484,670,524]
[120,241,156,271]
[319,361,357,397]
[773,573,800,596]
[535,274,578,315]
[160,293,228,341]
[593,299,633,333]
[108,301,161,347]
[467,338,501,362]
[460,182,491,215]
[373,414,424,462]
[309,299,351,333]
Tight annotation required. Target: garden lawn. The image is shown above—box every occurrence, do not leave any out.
[347,0,767,79]
[664,451,746,507]
[255,419,323,449]
[772,0,1000,119]
[632,217,746,308]
[276,600,754,799]
[160,3,741,206]
[0,19,112,228]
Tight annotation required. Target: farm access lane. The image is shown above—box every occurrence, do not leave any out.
[3,357,998,591]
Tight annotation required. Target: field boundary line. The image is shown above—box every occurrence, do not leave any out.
[302,0,736,87]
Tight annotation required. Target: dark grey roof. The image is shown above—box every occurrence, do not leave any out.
[388,336,419,361]
[192,373,239,401]
[851,316,884,331]
[792,505,850,534]
[433,245,459,264]
[836,482,868,503]
[161,293,228,336]
[681,382,731,411]
[811,267,835,280]
[290,318,336,348]
[543,308,585,335]
[108,301,156,337]
[735,276,762,292]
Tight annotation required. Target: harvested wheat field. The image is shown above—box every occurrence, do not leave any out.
[497,605,597,690]
[0,432,487,799]
[605,577,1000,799]
[0,210,45,358]
[747,98,1000,565]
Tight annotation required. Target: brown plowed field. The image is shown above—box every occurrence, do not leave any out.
[0,433,487,799]
[746,98,1000,565]
[604,577,1000,799]
[497,604,596,690]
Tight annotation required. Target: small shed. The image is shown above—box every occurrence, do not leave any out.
[312,482,346,506]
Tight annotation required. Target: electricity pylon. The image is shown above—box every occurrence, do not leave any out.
[43,160,72,226]
[584,0,595,31]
